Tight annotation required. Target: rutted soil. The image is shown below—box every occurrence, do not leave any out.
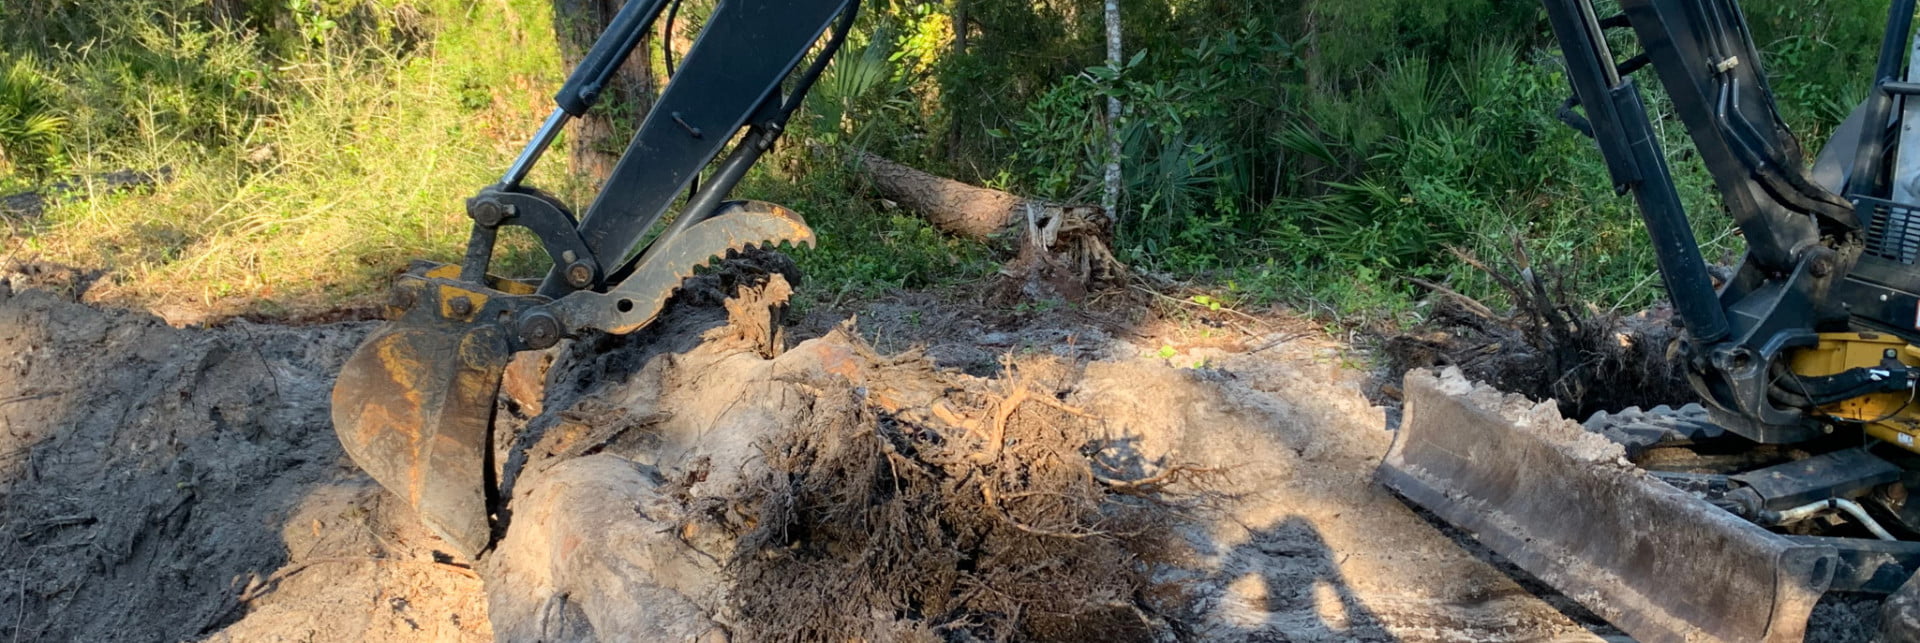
[0,281,488,642]
[0,270,1632,642]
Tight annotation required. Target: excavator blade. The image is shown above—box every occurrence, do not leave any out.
[332,308,511,558]
[1380,369,1839,643]
[331,201,814,558]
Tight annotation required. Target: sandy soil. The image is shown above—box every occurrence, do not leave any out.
[0,269,1631,642]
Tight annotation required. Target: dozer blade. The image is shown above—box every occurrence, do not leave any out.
[1380,369,1839,643]
[332,306,511,557]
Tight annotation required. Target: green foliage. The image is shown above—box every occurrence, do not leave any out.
[0,56,66,180]
[0,0,1901,327]
[1741,0,1891,136]
[1304,0,1544,82]
[829,0,1863,323]
[807,24,905,148]
[742,155,995,306]
[0,0,560,315]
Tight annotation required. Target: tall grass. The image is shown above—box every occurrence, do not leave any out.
[0,0,1897,326]
[2,0,564,318]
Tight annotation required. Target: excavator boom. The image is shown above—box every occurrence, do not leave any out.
[330,0,858,557]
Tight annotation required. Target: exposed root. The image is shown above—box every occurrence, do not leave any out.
[989,204,1128,305]
[1386,245,1693,418]
[723,358,1202,642]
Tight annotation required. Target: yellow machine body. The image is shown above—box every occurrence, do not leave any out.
[1788,332,1920,452]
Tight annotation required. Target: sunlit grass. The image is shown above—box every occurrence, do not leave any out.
[0,0,1884,327]
[6,0,567,320]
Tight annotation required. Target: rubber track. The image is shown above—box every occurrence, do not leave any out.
[1581,403,1725,457]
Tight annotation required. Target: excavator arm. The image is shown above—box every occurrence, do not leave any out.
[1384,1,1920,641]
[1547,0,1883,442]
[331,0,861,558]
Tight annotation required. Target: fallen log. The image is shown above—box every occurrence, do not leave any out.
[853,152,1124,301]
[854,151,1100,242]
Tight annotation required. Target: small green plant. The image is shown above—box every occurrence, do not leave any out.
[287,0,340,46]
[0,56,66,180]
[1012,299,1061,314]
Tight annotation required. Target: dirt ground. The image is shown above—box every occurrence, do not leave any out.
[0,263,1651,642]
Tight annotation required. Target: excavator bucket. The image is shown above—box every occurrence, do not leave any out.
[330,202,815,558]
[331,299,512,557]
[1380,369,1839,643]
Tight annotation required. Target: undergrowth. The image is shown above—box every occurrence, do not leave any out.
[828,0,1883,326]
[0,0,1900,327]
[0,0,570,318]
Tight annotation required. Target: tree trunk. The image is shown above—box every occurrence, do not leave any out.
[945,0,970,163]
[1102,0,1123,233]
[853,152,1121,302]
[856,152,1060,241]
[553,0,657,186]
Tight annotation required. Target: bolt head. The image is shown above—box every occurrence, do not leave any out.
[566,262,594,288]
[468,199,515,227]
[519,311,561,350]
[388,287,417,311]
[449,296,474,317]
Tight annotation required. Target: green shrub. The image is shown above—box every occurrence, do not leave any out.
[0,56,66,181]
[0,0,1892,324]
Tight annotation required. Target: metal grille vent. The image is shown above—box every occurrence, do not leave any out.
[1860,196,1920,263]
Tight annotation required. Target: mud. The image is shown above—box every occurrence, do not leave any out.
[0,280,488,642]
[0,263,1842,642]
